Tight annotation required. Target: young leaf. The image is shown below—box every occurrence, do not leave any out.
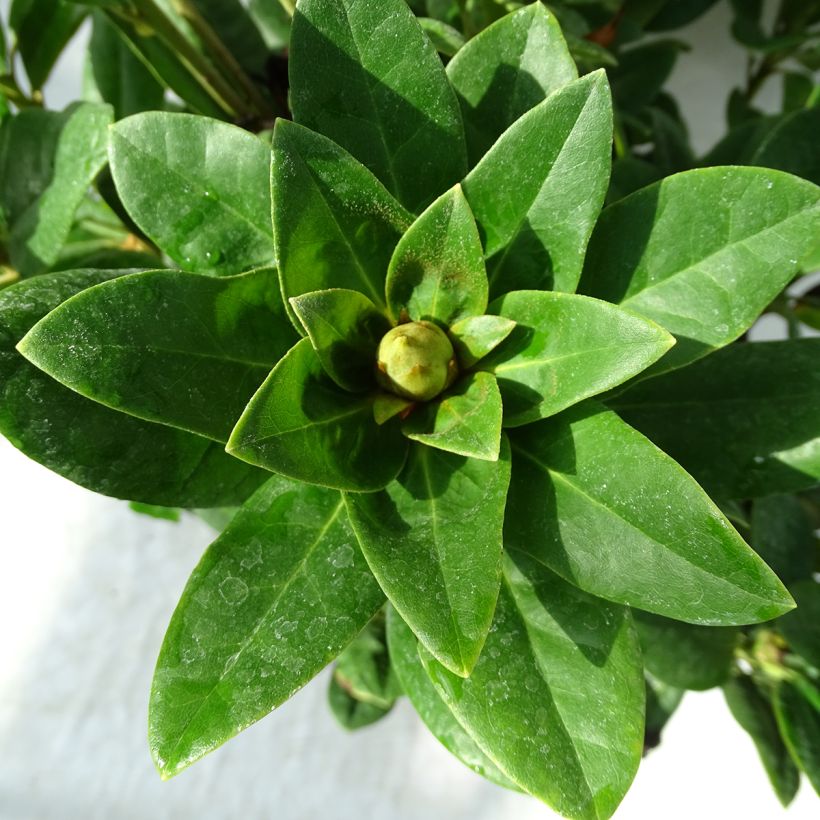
[480,291,674,427]
[446,3,577,167]
[774,678,820,795]
[9,0,86,90]
[448,314,516,369]
[0,270,266,507]
[327,675,393,731]
[290,289,391,392]
[724,676,801,806]
[751,495,816,586]
[344,439,511,676]
[385,606,519,790]
[580,167,820,373]
[89,11,165,120]
[462,70,613,296]
[779,581,820,670]
[228,338,407,491]
[150,475,384,778]
[272,119,411,325]
[402,372,503,461]
[611,340,820,499]
[18,268,295,442]
[385,185,488,327]
[505,404,795,625]
[289,0,467,212]
[109,112,275,275]
[419,552,644,820]
[633,611,738,691]
[0,103,113,277]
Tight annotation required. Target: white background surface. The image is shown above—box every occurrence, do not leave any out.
[1,1,818,818]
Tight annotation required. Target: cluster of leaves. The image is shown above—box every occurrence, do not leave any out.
[1,1,819,817]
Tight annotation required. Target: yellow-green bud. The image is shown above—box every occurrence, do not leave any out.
[376,321,458,402]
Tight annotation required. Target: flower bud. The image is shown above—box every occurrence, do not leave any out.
[376,321,458,402]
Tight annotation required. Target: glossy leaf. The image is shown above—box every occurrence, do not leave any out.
[751,495,816,586]
[345,439,511,676]
[385,606,518,789]
[10,0,86,90]
[402,372,503,461]
[420,552,644,819]
[385,185,488,326]
[228,338,407,491]
[289,0,467,212]
[418,17,465,57]
[19,268,294,442]
[150,475,384,777]
[109,112,275,275]
[634,611,738,691]
[89,11,165,120]
[462,70,612,296]
[779,581,820,669]
[0,103,112,276]
[580,167,820,372]
[446,3,576,167]
[724,676,801,806]
[0,270,266,507]
[480,291,674,427]
[272,119,411,325]
[611,340,820,499]
[505,404,795,625]
[774,678,820,795]
[290,289,391,392]
[448,314,515,369]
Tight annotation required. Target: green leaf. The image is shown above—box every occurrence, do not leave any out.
[129,502,180,522]
[0,270,266,507]
[290,289,391,392]
[505,404,795,625]
[611,340,820,499]
[272,119,411,327]
[752,107,820,186]
[386,185,487,326]
[385,606,519,789]
[193,0,271,78]
[402,371,503,461]
[345,439,511,676]
[610,40,682,114]
[774,678,820,795]
[109,112,275,275]
[417,17,465,57]
[448,314,515,369]
[89,11,165,120]
[373,392,413,425]
[228,338,407,491]
[290,0,467,213]
[327,674,392,731]
[150,475,384,777]
[634,611,738,690]
[580,167,820,373]
[751,495,816,586]
[18,268,294,442]
[446,3,577,167]
[0,103,113,277]
[10,0,86,90]
[419,552,644,819]
[462,70,613,296]
[644,675,684,753]
[480,291,674,427]
[332,611,401,709]
[779,581,820,669]
[724,676,801,806]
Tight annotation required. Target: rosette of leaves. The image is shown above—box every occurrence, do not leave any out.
[2,2,820,818]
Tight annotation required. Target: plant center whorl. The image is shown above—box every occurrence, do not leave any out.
[376,320,458,402]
